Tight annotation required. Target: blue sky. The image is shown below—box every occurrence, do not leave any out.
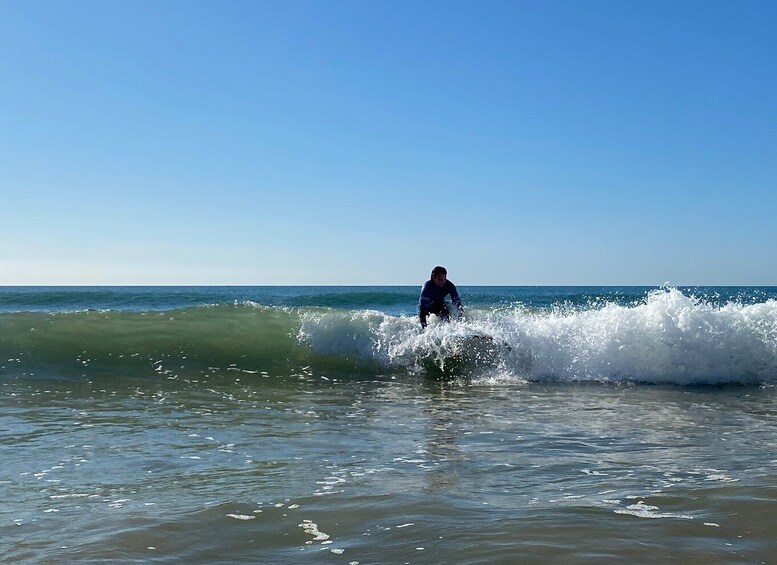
[1,0,775,285]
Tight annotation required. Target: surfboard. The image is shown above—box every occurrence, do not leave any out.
[421,333,510,379]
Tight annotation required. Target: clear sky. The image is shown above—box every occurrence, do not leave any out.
[1,0,775,285]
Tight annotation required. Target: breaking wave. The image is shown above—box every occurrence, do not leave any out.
[299,288,777,384]
[1,289,775,384]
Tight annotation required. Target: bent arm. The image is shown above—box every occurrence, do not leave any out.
[419,307,429,329]
[419,281,436,311]
[448,282,464,314]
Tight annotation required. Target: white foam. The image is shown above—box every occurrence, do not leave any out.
[299,520,330,541]
[298,289,777,384]
[614,501,693,520]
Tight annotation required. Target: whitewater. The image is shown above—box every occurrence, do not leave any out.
[300,288,777,384]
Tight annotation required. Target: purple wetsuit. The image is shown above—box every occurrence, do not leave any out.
[418,280,463,328]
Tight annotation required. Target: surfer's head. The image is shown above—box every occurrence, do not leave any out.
[430,266,447,287]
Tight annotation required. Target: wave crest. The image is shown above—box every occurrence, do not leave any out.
[298,289,777,384]
[3,290,775,384]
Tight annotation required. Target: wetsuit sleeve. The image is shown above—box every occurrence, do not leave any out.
[448,282,464,313]
[419,281,435,311]
[419,282,429,328]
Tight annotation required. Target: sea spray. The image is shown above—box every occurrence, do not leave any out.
[298,288,777,384]
[492,288,777,383]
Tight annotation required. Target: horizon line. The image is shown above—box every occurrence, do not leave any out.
[2,283,775,288]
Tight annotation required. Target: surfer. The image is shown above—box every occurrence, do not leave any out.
[419,266,464,329]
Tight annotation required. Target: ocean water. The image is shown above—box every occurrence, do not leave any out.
[1,286,776,563]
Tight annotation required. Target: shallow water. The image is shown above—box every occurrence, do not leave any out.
[2,371,775,563]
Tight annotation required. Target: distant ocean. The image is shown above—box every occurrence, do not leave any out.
[2,286,776,562]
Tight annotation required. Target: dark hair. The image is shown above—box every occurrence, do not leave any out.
[430,266,447,280]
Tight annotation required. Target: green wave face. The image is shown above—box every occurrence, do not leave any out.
[1,305,313,379]
[0,304,496,382]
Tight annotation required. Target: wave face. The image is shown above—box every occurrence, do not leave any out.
[3,289,774,385]
[0,305,304,379]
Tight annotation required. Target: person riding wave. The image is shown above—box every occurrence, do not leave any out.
[418,266,463,329]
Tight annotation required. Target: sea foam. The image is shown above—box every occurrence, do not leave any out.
[298,289,777,384]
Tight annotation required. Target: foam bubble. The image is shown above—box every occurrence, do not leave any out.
[299,520,330,541]
[226,514,255,521]
[614,500,693,519]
